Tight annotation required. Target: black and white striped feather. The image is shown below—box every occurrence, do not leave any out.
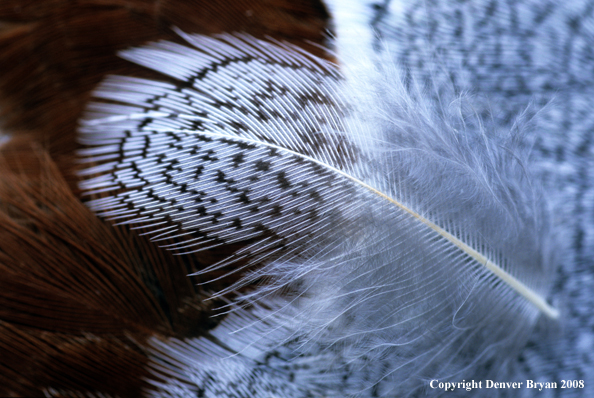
[79,29,559,397]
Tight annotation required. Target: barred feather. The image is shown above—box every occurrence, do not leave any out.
[79,30,558,396]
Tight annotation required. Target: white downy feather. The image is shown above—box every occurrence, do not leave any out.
[79,29,559,397]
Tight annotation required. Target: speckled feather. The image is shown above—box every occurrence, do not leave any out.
[79,32,361,282]
[78,26,559,397]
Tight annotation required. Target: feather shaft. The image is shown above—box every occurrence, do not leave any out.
[351,178,559,320]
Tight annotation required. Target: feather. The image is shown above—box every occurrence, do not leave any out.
[78,29,559,397]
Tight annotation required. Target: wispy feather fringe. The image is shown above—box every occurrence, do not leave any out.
[79,31,558,396]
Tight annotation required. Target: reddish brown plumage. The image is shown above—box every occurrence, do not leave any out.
[0,1,331,396]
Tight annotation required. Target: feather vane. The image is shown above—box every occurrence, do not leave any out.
[79,31,558,395]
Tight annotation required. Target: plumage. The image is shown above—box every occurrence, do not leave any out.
[77,30,558,396]
[1,0,593,397]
